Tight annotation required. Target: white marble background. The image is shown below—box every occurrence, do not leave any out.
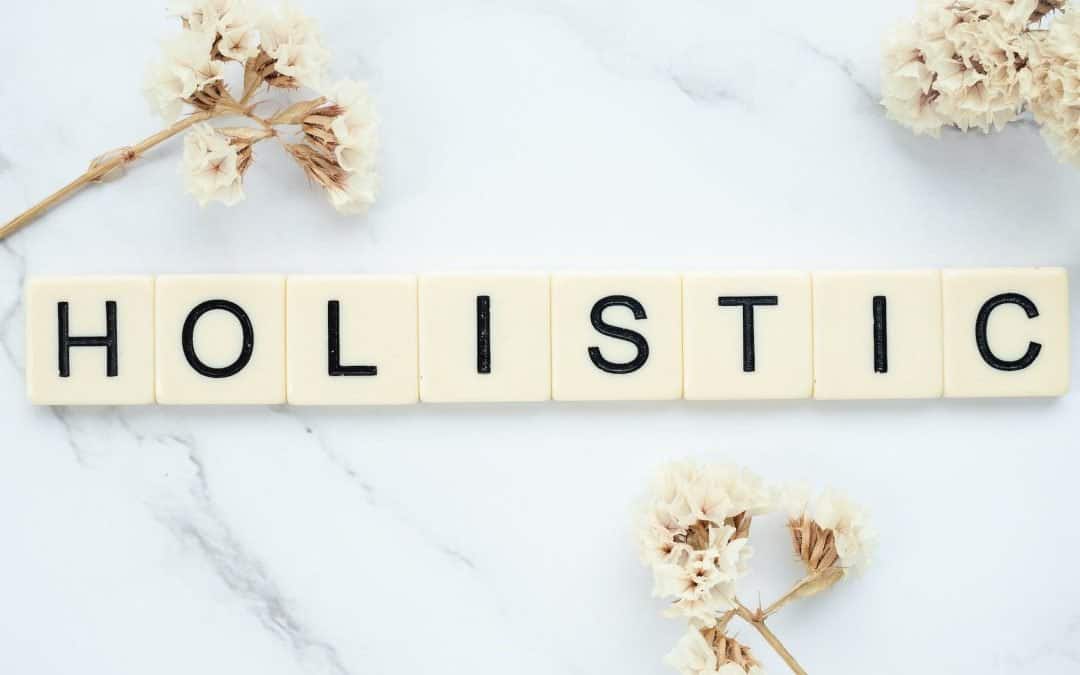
[1,1,1079,673]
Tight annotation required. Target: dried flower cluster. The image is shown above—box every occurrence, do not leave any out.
[637,461,876,675]
[1030,8,1080,161]
[882,0,1080,166]
[667,625,764,675]
[781,485,874,599]
[143,0,379,212]
[639,462,771,627]
[0,0,380,240]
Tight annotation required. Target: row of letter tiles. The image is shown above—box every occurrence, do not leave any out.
[24,269,1070,405]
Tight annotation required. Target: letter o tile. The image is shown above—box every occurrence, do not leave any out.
[155,275,286,405]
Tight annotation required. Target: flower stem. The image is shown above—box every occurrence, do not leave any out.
[762,573,818,619]
[0,110,214,241]
[734,602,808,675]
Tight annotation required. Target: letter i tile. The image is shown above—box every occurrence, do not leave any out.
[419,274,549,403]
[812,270,943,400]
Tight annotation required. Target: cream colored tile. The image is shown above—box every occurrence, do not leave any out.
[419,274,549,402]
[287,275,418,405]
[156,275,285,405]
[683,271,812,400]
[551,273,681,401]
[813,270,943,400]
[943,268,1069,398]
[26,276,155,405]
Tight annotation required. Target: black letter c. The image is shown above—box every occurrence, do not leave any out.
[975,293,1042,371]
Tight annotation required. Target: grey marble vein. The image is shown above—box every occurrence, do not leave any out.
[150,432,354,675]
[43,405,355,675]
[996,613,1080,667]
[0,240,25,372]
[276,408,479,572]
[48,407,92,466]
[796,37,880,107]
[668,70,742,108]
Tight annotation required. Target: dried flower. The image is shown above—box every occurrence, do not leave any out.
[649,528,751,625]
[325,171,378,214]
[144,31,226,122]
[169,0,261,62]
[1030,9,1080,165]
[285,141,378,215]
[881,21,947,136]
[306,80,379,173]
[783,485,876,594]
[637,462,771,625]
[636,462,876,675]
[259,2,330,89]
[141,0,377,214]
[880,0,1080,171]
[982,0,1065,28]
[666,626,764,675]
[274,79,379,214]
[1013,0,1069,25]
[182,122,261,206]
[2,0,380,240]
[881,0,1038,136]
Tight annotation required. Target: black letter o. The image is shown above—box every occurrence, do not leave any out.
[182,300,255,378]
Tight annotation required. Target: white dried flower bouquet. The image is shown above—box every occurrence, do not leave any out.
[882,0,1080,165]
[0,0,378,240]
[638,461,876,675]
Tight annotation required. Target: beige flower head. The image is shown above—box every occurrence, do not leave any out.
[666,626,764,675]
[271,79,379,215]
[258,1,330,89]
[881,0,1039,136]
[284,142,377,215]
[169,0,261,62]
[144,31,225,122]
[301,80,380,174]
[148,0,379,215]
[637,461,772,625]
[1029,8,1080,166]
[782,485,876,594]
[182,122,269,206]
[986,0,1067,27]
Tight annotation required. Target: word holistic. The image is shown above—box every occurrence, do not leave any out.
[24,269,1070,406]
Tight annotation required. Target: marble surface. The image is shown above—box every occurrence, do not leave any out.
[1,1,1079,673]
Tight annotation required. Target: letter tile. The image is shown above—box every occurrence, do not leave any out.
[551,273,681,401]
[419,274,550,402]
[943,268,1069,398]
[683,271,812,400]
[26,276,155,405]
[812,270,943,400]
[155,275,285,405]
[287,275,418,405]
